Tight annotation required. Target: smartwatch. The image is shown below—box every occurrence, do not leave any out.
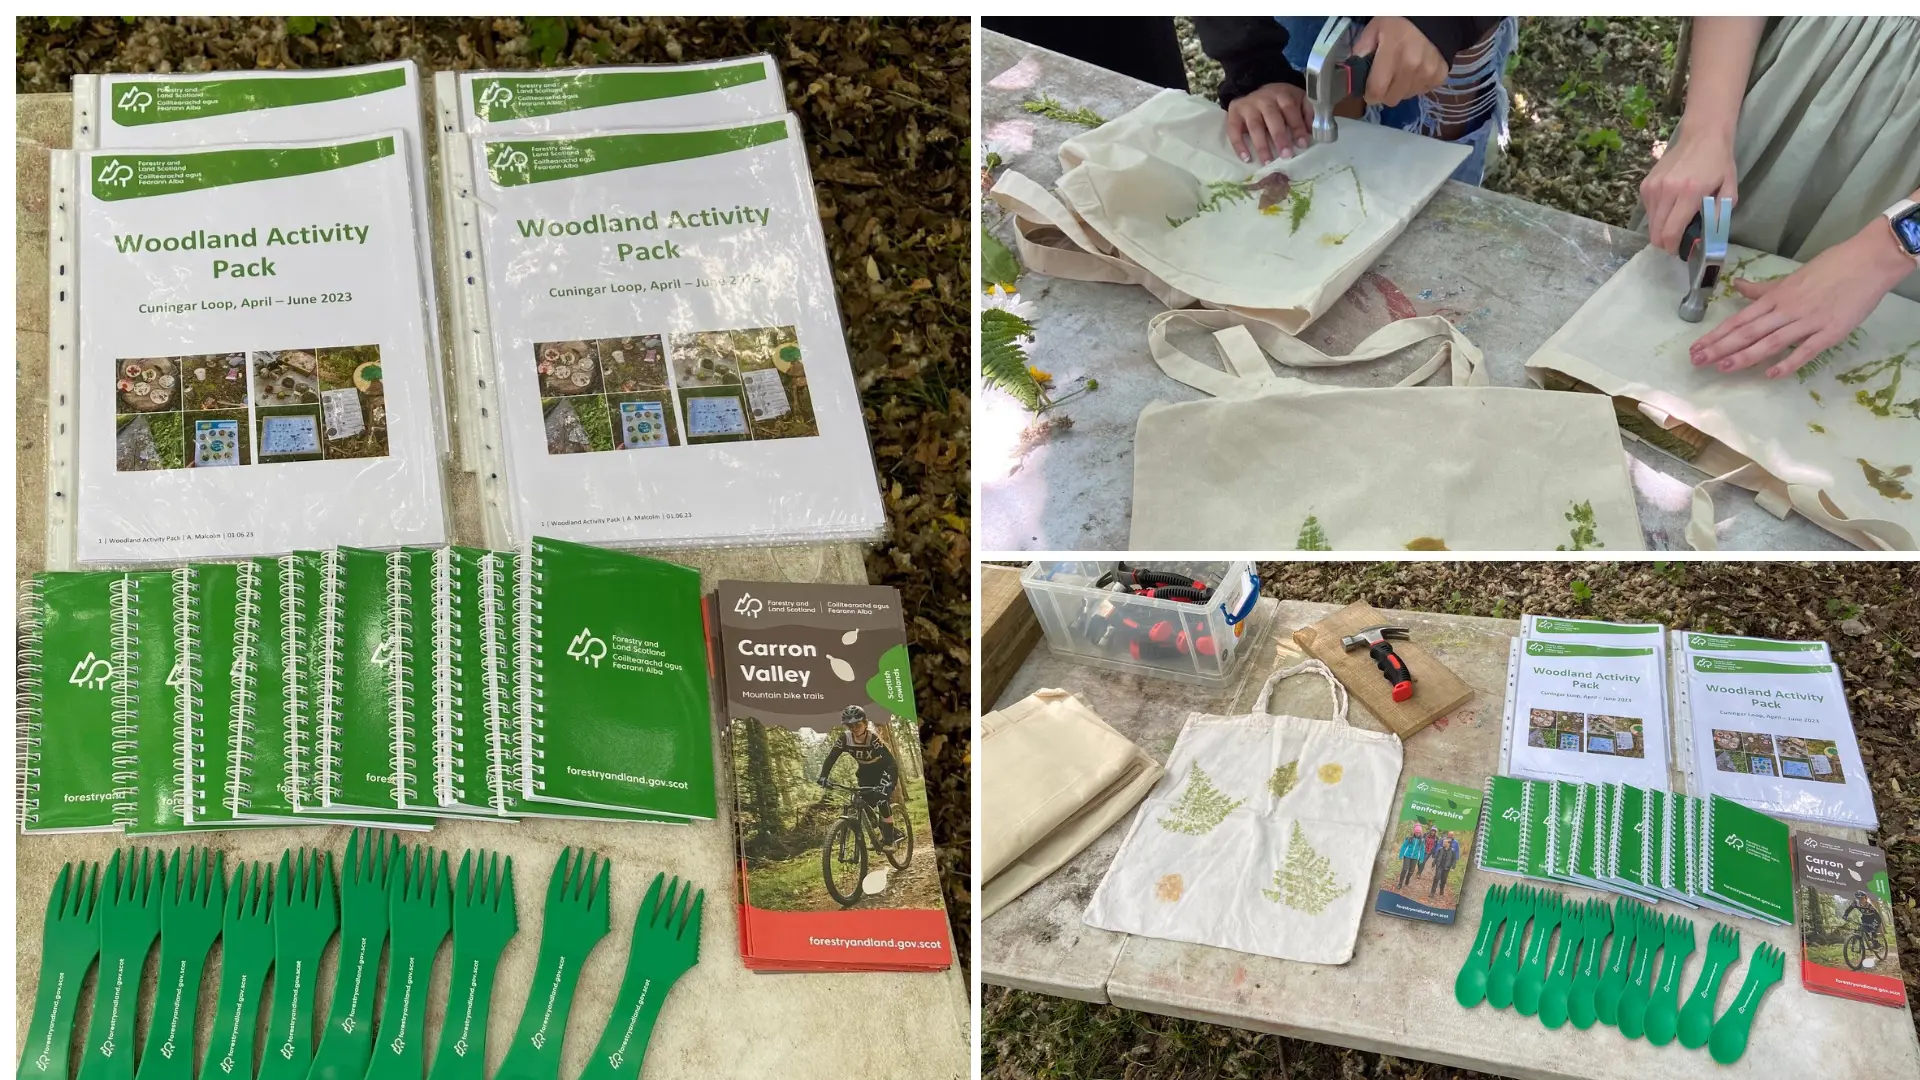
[1886,199,1920,267]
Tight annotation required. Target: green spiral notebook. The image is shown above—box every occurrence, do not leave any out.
[515,536,716,820]
[20,572,126,832]
[122,568,213,835]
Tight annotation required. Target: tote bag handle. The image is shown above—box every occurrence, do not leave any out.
[990,170,1199,309]
[1687,463,1914,551]
[1146,308,1489,400]
[1252,659,1350,728]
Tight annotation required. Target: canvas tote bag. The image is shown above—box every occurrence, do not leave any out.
[1082,660,1402,965]
[1130,311,1648,551]
[1525,246,1920,550]
[979,688,1165,919]
[989,89,1469,334]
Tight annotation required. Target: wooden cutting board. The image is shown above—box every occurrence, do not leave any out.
[1292,601,1473,739]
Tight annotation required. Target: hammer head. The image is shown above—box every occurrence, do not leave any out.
[1305,17,1361,146]
[1341,624,1410,650]
[1679,195,1733,323]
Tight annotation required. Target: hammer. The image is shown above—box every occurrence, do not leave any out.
[1342,624,1414,702]
[1305,17,1373,146]
[1678,195,1733,323]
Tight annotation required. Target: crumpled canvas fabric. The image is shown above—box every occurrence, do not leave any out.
[990,89,1469,334]
[1129,316,1647,551]
[1082,661,1403,966]
[1525,245,1920,550]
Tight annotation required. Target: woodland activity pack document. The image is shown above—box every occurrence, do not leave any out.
[1676,632,1877,828]
[470,113,885,546]
[1502,616,1670,790]
[69,134,446,563]
[75,61,449,457]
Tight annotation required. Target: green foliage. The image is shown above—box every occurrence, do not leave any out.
[1834,342,1920,419]
[285,16,330,36]
[1796,328,1866,382]
[1556,500,1603,551]
[1622,84,1654,129]
[1296,514,1331,551]
[982,232,1021,289]
[1198,178,1256,214]
[1578,127,1624,161]
[1263,820,1350,914]
[46,16,80,30]
[1583,16,1608,34]
[1022,95,1104,128]
[985,150,1003,171]
[1491,597,1509,621]
[526,16,570,65]
[151,415,185,471]
[981,307,1044,411]
[1826,598,1863,622]
[1159,765,1243,836]
[1570,579,1594,605]
[1269,760,1299,800]
[1653,560,1686,586]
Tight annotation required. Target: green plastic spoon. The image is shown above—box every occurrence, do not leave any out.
[1616,910,1668,1039]
[1512,890,1563,1017]
[365,848,452,1080]
[1594,898,1640,1026]
[19,861,101,1080]
[1453,883,1509,1007]
[204,862,275,1080]
[77,850,163,1080]
[310,830,400,1080]
[1537,897,1592,1029]
[428,852,518,1080]
[580,874,706,1080]
[1710,942,1784,1065]
[1566,896,1611,1030]
[1678,922,1741,1050]
[136,849,226,1080]
[1641,911,1696,1046]
[1485,885,1533,1010]
[261,849,338,1080]
[497,849,611,1080]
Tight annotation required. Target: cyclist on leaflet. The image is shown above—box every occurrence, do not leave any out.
[1844,889,1885,939]
[818,705,903,845]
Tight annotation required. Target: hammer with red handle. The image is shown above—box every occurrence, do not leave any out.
[1341,624,1414,702]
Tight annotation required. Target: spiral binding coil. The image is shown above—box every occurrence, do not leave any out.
[1608,783,1625,880]
[19,577,45,829]
[172,566,204,826]
[1516,780,1534,876]
[518,540,546,799]
[388,549,416,807]
[279,554,307,810]
[434,547,461,807]
[315,550,344,806]
[227,560,262,817]
[479,551,513,814]
[109,574,140,827]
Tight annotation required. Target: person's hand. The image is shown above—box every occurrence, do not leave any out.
[1640,128,1738,254]
[1227,82,1313,164]
[1352,16,1449,106]
[1690,221,1917,378]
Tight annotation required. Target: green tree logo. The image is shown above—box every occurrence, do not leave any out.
[1158,764,1243,836]
[1263,820,1350,914]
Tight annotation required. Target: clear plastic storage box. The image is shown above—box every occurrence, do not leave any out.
[1020,560,1269,687]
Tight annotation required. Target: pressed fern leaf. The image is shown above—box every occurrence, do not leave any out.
[982,307,1045,410]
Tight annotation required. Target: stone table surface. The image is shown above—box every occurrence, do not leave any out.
[977,30,1847,553]
[982,597,1920,1080]
[15,92,968,1080]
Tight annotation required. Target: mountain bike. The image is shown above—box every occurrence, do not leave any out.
[821,781,914,908]
[1843,911,1889,970]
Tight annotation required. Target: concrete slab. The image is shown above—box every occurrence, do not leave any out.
[978,30,1848,553]
[983,598,1920,1080]
[15,93,968,1080]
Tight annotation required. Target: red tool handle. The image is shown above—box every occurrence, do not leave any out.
[1369,640,1414,702]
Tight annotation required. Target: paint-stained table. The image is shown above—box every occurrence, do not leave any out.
[983,597,1920,1080]
[978,30,1847,552]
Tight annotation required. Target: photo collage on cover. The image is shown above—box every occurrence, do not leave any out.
[1526,708,1646,758]
[535,324,819,455]
[1711,729,1845,781]
[113,346,390,471]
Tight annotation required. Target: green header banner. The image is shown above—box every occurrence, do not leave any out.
[1524,641,1655,658]
[485,120,788,187]
[90,137,395,202]
[109,67,407,127]
[470,62,769,121]
[1691,656,1834,675]
[1687,634,1826,653]
[1534,618,1659,636]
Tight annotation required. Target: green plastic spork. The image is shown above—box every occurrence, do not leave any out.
[136,849,226,1080]
[310,829,400,1080]
[77,850,163,1080]
[428,852,518,1080]
[204,862,275,1080]
[1511,889,1562,1017]
[1566,896,1611,1030]
[260,849,337,1080]
[1678,922,1740,1050]
[1536,897,1593,1029]
[1485,884,1534,1010]
[366,847,453,1080]
[498,848,612,1080]
[1594,897,1640,1026]
[20,860,101,1080]
[580,873,706,1080]
[1710,942,1784,1065]
[1615,910,1668,1039]
[1640,910,1696,1046]
[1452,883,1508,1007]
